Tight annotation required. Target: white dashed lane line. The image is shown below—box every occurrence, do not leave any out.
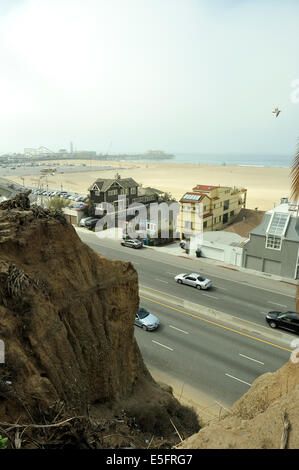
[169,325,189,335]
[268,301,287,308]
[225,373,252,387]
[239,353,264,365]
[152,340,174,351]
[155,279,169,284]
[201,293,219,299]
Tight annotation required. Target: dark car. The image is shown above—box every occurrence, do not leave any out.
[266,311,299,334]
[134,307,160,331]
[121,238,143,249]
[84,218,100,230]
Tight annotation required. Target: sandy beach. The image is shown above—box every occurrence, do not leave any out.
[10,160,292,211]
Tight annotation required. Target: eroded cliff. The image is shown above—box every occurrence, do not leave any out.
[0,193,199,448]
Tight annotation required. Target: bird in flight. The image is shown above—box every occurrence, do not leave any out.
[272,107,281,117]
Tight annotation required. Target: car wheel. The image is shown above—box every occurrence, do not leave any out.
[269,321,277,329]
[196,285,201,290]
[177,279,182,284]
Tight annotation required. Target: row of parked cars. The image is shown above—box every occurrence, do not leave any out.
[31,189,88,202]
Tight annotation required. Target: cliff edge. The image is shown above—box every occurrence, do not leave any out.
[0,193,199,448]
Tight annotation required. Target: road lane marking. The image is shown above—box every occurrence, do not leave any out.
[239,353,264,365]
[80,235,295,298]
[155,279,168,284]
[166,272,177,275]
[225,373,251,387]
[260,311,268,315]
[268,301,288,308]
[140,295,292,353]
[152,340,173,351]
[169,325,189,335]
[201,293,219,299]
[215,287,227,291]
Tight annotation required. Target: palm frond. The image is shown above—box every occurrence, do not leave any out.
[291,140,299,201]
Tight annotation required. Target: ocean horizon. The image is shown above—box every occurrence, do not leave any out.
[169,153,292,168]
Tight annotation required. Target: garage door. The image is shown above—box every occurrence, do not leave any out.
[245,255,263,271]
[263,259,281,276]
[201,246,225,262]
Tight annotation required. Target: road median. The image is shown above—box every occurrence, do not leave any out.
[139,285,293,348]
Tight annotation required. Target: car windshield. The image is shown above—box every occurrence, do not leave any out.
[197,276,205,282]
[138,308,150,319]
[277,313,288,319]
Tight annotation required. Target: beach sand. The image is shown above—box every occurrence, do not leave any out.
[11,160,292,211]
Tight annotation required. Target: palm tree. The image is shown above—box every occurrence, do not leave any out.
[291,140,299,312]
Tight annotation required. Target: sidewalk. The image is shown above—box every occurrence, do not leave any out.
[146,241,299,287]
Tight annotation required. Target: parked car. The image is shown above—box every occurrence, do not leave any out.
[266,311,299,334]
[174,273,212,290]
[84,218,100,230]
[121,238,143,249]
[79,217,94,227]
[135,307,160,331]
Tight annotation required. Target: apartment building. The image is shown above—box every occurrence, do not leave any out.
[179,184,247,238]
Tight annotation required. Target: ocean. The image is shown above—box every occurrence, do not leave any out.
[170,153,292,168]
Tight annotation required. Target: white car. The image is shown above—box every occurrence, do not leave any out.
[175,273,212,290]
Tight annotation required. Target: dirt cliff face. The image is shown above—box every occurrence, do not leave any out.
[178,357,299,449]
[0,194,199,448]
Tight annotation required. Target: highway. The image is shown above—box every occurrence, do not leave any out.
[76,230,296,407]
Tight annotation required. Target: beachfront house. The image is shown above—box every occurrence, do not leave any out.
[88,174,161,213]
[242,199,299,279]
[179,184,247,239]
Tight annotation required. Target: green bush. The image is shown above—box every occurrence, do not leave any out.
[0,435,8,449]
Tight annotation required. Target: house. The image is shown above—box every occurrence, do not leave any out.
[179,184,247,239]
[243,199,299,279]
[88,174,159,212]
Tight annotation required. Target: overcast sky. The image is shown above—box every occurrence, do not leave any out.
[0,0,298,158]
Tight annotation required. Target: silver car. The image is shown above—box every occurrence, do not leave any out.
[175,273,212,290]
[135,308,160,331]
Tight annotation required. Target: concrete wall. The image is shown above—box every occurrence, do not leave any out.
[200,240,243,266]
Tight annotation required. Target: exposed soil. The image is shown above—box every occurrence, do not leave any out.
[0,193,199,449]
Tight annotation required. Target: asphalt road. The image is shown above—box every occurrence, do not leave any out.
[76,230,296,406]
[77,231,296,328]
[136,296,291,406]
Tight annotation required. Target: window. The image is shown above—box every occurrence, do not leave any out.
[230,210,234,217]
[203,205,207,211]
[130,187,137,195]
[203,221,207,228]
[268,212,289,236]
[219,216,222,222]
[108,189,118,196]
[94,190,100,196]
[266,235,282,250]
[223,200,229,211]
[214,218,217,224]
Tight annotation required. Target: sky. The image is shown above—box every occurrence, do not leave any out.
[0,0,298,159]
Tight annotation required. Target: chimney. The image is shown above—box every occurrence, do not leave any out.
[280,197,288,205]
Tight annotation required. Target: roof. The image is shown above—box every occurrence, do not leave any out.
[138,186,164,196]
[223,209,265,238]
[179,193,208,203]
[193,185,217,191]
[89,177,138,192]
[203,231,247,246]
[248,206,299,242]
